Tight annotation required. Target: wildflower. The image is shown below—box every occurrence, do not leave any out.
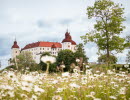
[90,91,96,95]
[21,94,28,98]
[62,72,70,77]
[56,88,63,93]
[60,65,65,68]
[0,85,14,91]
[73,68,80,73]
[114,84,119,88]
[7,71,15,78]
[30,95,38,100]
[34,85,45,93]
[81,77,87,84]
[124,64,129,68]
[8,91,14,98]
[52,95,62,100]
[86,69,92,75]
[96,70,100,73]
[93,98,101,100]
[109,96,117,99]
[86,95,94,99]
[52,80,58,84]
[119,87,126,95]
[107,70,113,74]
[21,86,31,92]
[85,65,90,68]
[41,55,56,64]
[127,81,130,84]
[69,83,80,88]
[76,59,80,63]
[22,75,35,82]
[99,85,103,88]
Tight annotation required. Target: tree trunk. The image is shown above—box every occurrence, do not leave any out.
[15,57,18,70]
[46,63,50,74]
[106,34,110,67]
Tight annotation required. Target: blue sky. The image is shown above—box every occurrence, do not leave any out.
[0,0,130,69]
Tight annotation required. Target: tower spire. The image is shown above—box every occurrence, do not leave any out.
[66,28,68,32]
[14,36,16,41]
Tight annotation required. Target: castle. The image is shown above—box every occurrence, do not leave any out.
[11,30,77,64]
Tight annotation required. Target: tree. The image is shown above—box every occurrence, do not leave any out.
[81,0,126,65]
[74,43,88,63]
[39,52,57,73]
[15,51,37,71]
[125,35,130,49]
[98,54,117,64]
[126,51,130,64]
[74,43,88,70]
[56,49,75,71]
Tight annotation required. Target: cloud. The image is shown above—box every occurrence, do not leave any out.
[0,0,130,69]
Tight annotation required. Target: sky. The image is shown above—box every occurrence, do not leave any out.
[0,0,130,69]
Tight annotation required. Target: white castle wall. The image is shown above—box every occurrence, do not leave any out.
[21,46,62,63]
[11,48,20,59]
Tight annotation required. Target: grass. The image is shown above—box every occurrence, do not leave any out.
[0,67,130,100]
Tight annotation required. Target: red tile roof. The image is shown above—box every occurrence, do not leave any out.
[51,44,57,48]
[62,31,76,45]
[12,41,19,48]
[22,41,62,50]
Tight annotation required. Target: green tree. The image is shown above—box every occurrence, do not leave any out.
[126,51,130,64]
[56,49,75,71]
[74,43,88,63]
[125,35,130,49]
[14,51,37,71]
[39,52,57,72]
[98,54,117,64]
[81,0,126,65]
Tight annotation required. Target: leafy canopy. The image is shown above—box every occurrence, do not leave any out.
[13,51,37,71]
[98,54,117,64]
[81,0,126,55]
[74,43,88,63]
[56,49,75,71]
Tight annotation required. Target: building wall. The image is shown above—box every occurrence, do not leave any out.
[21,47,63,63]
[71,45,77,52]
[11,48,20,59]
[11,42,76,64]
[62,42,72,50]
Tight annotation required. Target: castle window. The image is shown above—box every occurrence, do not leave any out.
[43,48,44,50]
[16,51,17,53]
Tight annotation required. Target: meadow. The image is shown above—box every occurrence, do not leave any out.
[0,67,130,100]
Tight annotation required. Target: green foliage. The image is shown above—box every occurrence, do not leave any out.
[39,62,57,72]
[98,54,117,64]
[13,51,37,71]
[126,51,130,63]
[41,52,51,57]
[81,0,126,64]
[56,49,75,71]
[39,52,56,72]
[74,43,88,63]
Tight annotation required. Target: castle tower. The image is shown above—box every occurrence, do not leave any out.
[62,30,76,52]
[11,40,20,59]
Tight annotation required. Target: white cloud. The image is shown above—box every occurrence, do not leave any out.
[0,0,130,69]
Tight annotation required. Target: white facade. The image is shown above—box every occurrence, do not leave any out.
[11,31,77,64]
[11,48,20,59]
[62,42,76,52]
[21,47,62,63]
